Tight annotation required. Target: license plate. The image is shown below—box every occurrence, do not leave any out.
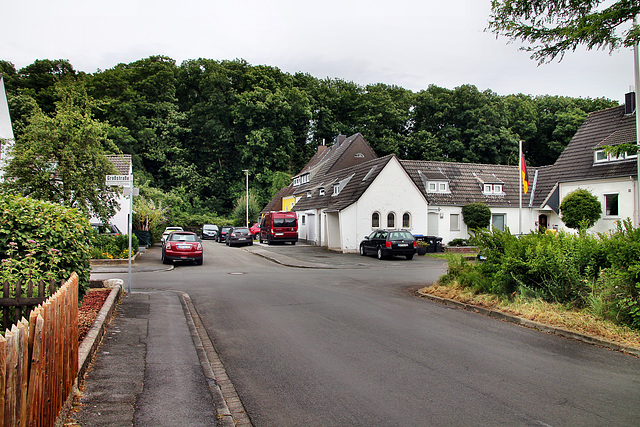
[238,237,246,241]
[397,243,408,247]
[275,233,284,236]
[178,244,191,249]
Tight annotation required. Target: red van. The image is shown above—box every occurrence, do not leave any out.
[259,211,298,245]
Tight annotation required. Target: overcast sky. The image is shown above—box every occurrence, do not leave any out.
[3,0,634,104]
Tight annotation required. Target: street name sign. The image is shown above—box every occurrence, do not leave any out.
[106,175,132,186]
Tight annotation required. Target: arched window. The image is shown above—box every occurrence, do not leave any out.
[387,212,395,228]
[371,212,380,228]
[402,212,411,228]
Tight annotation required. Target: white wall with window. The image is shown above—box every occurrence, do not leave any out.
[559,177,636,234]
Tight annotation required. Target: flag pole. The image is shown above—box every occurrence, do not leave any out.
[519,140,523,235]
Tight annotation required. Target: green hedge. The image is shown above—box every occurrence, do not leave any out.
[0,194,93,297]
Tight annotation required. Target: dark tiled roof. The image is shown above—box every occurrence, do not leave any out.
[106,154,132,175]
[533,105,638,207]
[292,156,394,212]
[402,160,530,207]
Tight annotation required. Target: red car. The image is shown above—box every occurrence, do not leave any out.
[162,231,203,265]
[249,223,260,239]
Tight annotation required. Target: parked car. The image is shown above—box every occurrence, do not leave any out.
[259,211,298,245]
[91,222,121,236]
[161,226,183,243]
[359,229,417,260]
[249,223,260,239]
[162,231,203,265]
[201,224,219,240]
[226,227,253,247]
[217,226,233,243]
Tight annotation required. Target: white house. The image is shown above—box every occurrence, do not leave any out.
[0,74,14,179]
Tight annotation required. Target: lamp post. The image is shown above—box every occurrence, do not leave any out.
[243,169,249,226]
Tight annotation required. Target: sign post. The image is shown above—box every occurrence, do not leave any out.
[106,174,136,293]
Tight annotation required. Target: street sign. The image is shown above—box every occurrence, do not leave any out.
[106,175,132,186]
[123,186,139,196]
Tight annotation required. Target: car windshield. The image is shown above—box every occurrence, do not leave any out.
[203,226,216,231]
[234,228,249,233]
[389,231,414,240]
[169,233,197,242]
[274,217,296,227]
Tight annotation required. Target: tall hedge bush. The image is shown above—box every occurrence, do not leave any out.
[0,194,93,296]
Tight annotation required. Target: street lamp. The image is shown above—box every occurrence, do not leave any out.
[242,169,249,226]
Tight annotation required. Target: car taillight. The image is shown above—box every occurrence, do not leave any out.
[230,232,236,237]
[165,242,171,249]
[386,241,392,248]
[196,243,202,250]
[413,241,417,248]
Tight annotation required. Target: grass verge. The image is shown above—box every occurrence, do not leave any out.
[419,281,640,350]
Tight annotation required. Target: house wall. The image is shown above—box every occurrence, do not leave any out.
[559,177,637,233]
[341,158,427,252]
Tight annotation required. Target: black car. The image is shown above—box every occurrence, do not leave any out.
[201,224,219,240]
[226,227,253,247]
[217,226,233,243]
[359,229,416,260]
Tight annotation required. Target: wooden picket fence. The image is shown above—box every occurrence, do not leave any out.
[0,277,63,332]
[0,272,79,427]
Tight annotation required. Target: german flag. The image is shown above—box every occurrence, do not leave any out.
[520,153,530,194]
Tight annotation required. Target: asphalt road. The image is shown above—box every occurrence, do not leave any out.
[95,241,640,426]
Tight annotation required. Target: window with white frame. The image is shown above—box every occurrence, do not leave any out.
[491,214,505,231]
[387,212,395,228]
[402,213,411,228]
[604,193,619,216]
[427,181,449,193]
[494,184,503,193]
[372,212,380,228]
[319,188,325,196]
[483,184,504,194]
[306,191,311,198]
[333,184,340,195]
[484,184,493,194]
[594,149,637,164]
[450,214,460,231]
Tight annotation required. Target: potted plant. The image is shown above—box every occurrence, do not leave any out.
[416,240,429,255]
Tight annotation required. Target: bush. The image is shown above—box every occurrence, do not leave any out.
[0,194,93,297]
[91,233,139,259]
[461,203,491,231]
[559,188,601,230]
[448,238,470,247]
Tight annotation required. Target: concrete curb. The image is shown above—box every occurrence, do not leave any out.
[416,290,640,358]
[78,282,124,379]
[177,291,253,426]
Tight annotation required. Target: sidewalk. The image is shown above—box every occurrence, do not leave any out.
[69,291,233,426]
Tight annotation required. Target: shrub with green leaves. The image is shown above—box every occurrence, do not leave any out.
[461,203,491,231]
[559,188,602,230]
[91,233,139,259]
[0,194,93,297]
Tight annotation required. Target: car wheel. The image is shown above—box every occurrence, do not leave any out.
[249,241,253,246]
[377,247,384,260]
[291,241,296,245]
[162,253,171,265]
[259,236,263,244]
[359,245,366,256]
[406,254,414,260]
[195,257,203,265]
[267,239,272,246]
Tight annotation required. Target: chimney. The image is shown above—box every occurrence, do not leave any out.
[625,90,636,115]
[334,134,346,146]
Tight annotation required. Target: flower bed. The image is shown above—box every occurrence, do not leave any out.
[78,289,111,342]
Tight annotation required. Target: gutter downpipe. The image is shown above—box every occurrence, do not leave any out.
[635,16,640,226]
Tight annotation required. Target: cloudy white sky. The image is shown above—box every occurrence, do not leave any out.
[3,0,634,103]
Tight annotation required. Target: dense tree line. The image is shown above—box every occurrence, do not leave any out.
[0,57,617,216]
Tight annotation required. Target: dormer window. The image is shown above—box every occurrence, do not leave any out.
[594,149,636,164]
[319,188,325,196]
[333,184,340,195]
[306,191,312,198]
[427,181,449,193]
[292,173,310,186]
[484,184,504,195]
[355,153,365,158]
